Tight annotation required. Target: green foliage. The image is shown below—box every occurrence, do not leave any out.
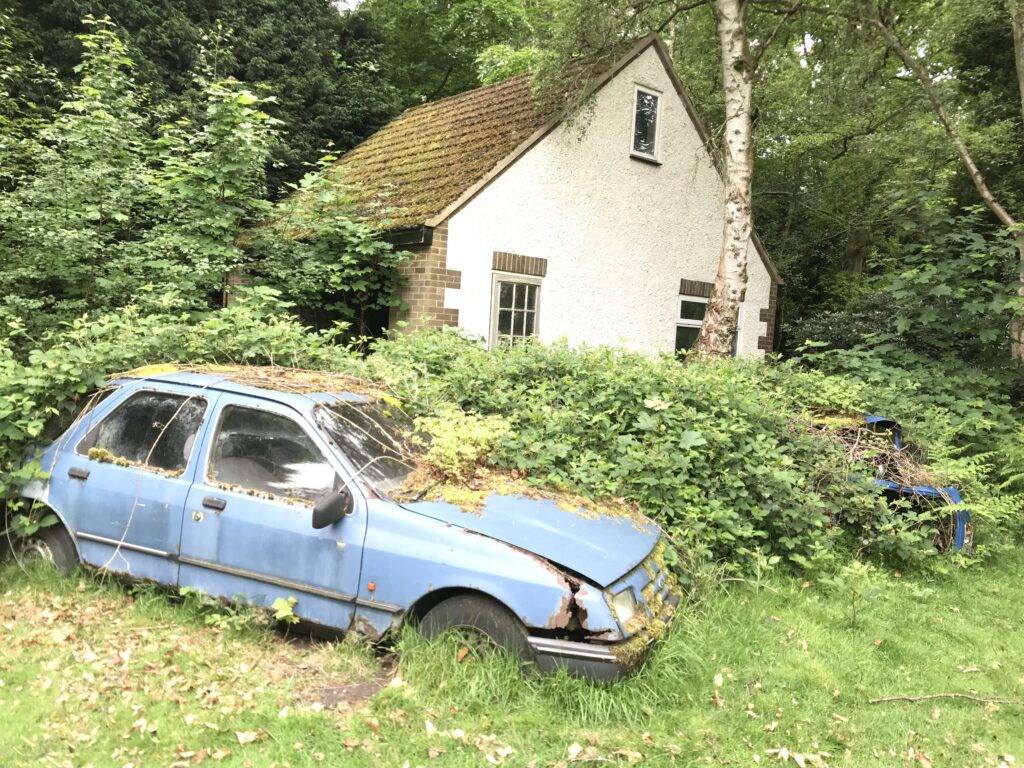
[413,406,512,481]
[365,330,1021,570]
[247,159,409,333]
[0,19,404,342]
[178,586,268,632]
[363,0,548,102]
[0,20,276,336]
[476,43,541,84]
[788,192,1020,363]
[11,0,400,193]
[818,559,885,628]
[270,596,300,625]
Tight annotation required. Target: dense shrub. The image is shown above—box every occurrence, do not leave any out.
[365,330,1023,569]
[0,289,351,505]
[4,301,1021,574]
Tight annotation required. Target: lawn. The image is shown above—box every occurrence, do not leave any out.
[1,551,1022,768]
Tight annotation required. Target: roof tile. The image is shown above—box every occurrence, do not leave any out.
[327,74,556,230]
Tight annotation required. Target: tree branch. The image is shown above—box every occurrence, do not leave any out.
[657,0,712,34]
[859,1,1015,229]
[749,2,802,72]
[870,693,1023,706]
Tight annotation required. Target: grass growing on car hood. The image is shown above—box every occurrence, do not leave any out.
[3,554,1023,767]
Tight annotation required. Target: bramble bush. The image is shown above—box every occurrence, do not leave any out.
[365,330,1024,570]
[3,296,1022,574]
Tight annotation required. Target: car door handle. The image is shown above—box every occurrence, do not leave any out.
[68,466,90,481]
[202,496,226,511]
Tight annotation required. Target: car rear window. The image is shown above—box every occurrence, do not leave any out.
[77,390,207,472]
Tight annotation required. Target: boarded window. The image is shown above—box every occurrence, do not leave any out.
[632,88,659,157]
[209,406,335,502]
[77,391,207,472]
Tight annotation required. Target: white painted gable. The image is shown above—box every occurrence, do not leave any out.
[442,44,774,357]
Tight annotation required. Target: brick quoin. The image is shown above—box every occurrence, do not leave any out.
[389,221,461,330]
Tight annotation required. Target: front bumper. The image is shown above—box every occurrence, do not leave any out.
[528,592,680,681]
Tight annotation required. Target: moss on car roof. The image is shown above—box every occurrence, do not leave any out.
[117,364,387,398]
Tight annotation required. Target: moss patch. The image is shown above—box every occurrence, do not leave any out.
[117,363,387,398]
[87,447,184,478]
[394,461,650,528]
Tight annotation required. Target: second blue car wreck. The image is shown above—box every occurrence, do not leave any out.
[18,365,679,680]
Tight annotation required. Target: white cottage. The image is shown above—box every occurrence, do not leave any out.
[330,34,782,356]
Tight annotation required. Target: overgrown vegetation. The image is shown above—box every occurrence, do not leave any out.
[3,289,1021,575]
[3,549,1024,766]
[0,20,406,342]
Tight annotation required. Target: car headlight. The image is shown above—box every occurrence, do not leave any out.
[611,587,637,625]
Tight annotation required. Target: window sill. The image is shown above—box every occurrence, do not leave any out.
[630,152,662,166]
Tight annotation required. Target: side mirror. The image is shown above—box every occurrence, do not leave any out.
[312,486,353,529]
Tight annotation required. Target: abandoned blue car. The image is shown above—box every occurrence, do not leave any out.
[18,366,678,679]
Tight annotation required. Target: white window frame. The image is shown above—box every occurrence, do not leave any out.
[630,84,663,163]
[489,272,542,347]
[675,294,741,356]
[675,294,707,352]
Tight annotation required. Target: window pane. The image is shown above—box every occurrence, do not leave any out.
[679,299,707,322]
[210,407,335,503]
[514,283,527,309]
[498,309,512,335]
[524,310,535,336]
[633,91,658,155]
[79,391,207,472]
[512,310,525,337]
[675,325,701,352]
[499,282,514,309]
[525,284,537,310]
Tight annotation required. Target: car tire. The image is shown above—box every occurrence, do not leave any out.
[22,523,79,575]
[419,594,533,663]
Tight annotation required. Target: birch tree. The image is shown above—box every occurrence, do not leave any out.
[692,0,756,356]
[693,0,797,356]
[858,1,1024,361]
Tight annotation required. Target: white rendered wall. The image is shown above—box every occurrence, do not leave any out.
[443,45,773,357]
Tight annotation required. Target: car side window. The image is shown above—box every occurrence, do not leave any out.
[208,405,335,503]
[77,391,208,473]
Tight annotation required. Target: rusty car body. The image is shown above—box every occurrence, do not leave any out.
[20,367,678,680]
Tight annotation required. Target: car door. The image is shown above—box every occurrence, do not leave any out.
[177,393,367,632]
[50,383,219,585]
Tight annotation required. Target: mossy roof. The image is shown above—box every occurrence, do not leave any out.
[325,74,557,231]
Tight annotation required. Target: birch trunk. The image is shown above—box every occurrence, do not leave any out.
[692,0,754,357]
[1008,0,1024,358]
[866,3,1023,361]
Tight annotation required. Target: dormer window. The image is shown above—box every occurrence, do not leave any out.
[631,86,661,162]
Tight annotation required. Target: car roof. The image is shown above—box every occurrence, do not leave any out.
[111,365,381,409]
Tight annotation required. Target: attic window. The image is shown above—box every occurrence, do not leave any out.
[632,86,661,161]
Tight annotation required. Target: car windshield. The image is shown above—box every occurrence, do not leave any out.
[315,398,416,494]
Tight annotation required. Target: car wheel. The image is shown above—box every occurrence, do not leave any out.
[419,594,533,663]
[18,523,79,575]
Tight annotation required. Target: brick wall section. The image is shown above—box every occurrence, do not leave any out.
[493,251,548,277]
[757,282,780,352]
[390,221,461,330]
[679,278,713,298]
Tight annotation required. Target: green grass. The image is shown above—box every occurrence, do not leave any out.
[2,553,1023,767]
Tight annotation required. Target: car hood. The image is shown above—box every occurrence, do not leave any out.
[398,493,660,588]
